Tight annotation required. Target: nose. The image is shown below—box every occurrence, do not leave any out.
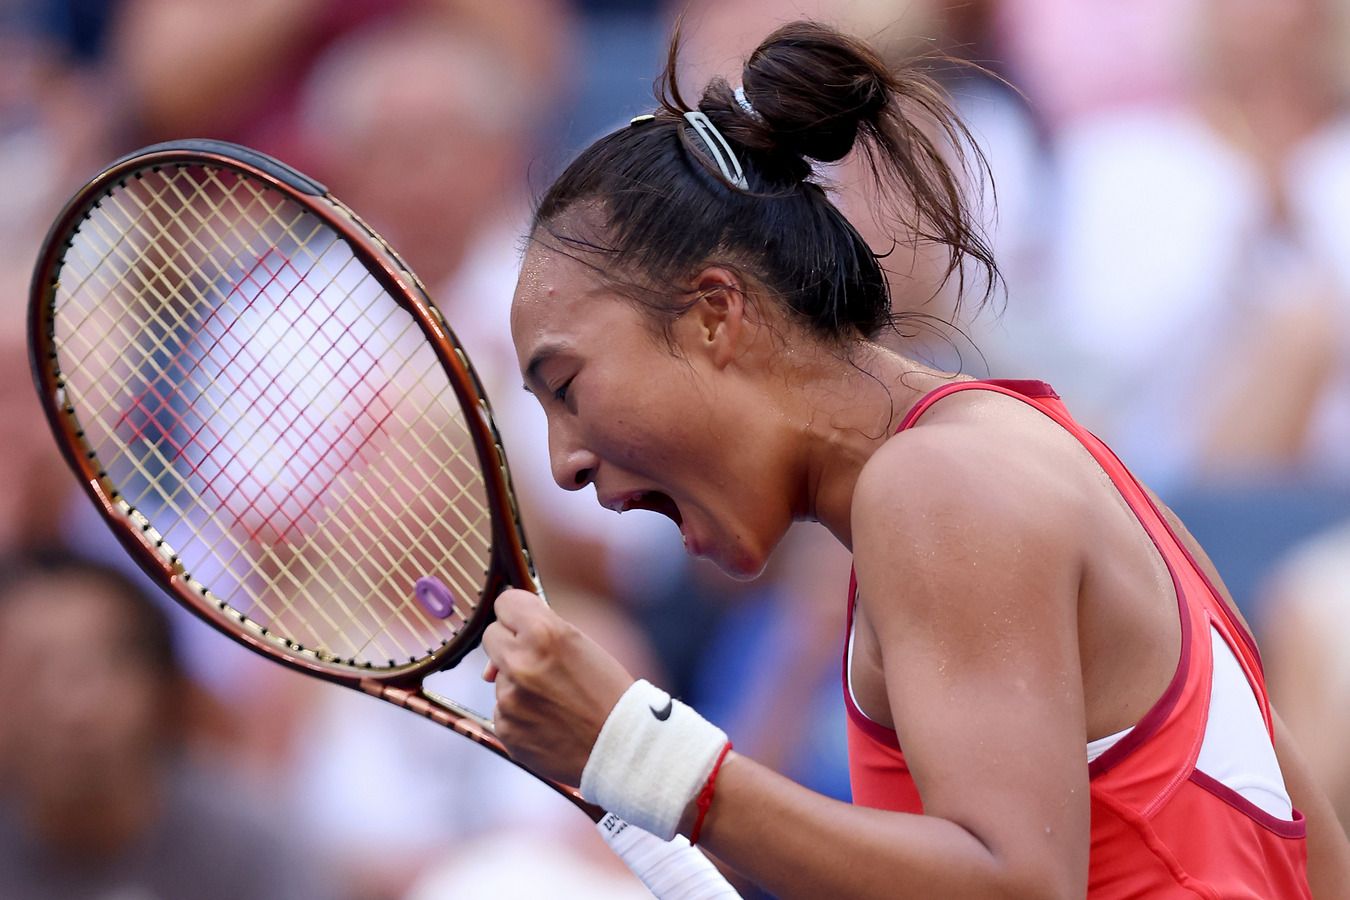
[548,421,599,492]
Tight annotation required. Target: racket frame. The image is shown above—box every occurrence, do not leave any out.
[31,139,752,894]
[28,140,548,708]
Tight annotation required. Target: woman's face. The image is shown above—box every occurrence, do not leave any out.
[510,245,797,579]
[0,575,168,805]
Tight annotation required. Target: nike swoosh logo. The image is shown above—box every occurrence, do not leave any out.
[650,697,673,721]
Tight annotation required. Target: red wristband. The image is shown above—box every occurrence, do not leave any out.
[689,740,733,846]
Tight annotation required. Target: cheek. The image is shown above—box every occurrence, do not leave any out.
[593,411,684,472]
[590,371,705,464]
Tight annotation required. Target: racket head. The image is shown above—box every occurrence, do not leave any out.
[29,139,540,687]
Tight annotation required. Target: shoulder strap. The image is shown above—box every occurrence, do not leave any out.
[896,379,1060,433]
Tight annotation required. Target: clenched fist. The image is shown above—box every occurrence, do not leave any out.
[481,589,636,785]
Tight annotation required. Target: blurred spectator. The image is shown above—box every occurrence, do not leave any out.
[295,4,687,612]
[11,2,685,892]
[558,0,668,152]
[673,0,1048,371]
[991,0,1196,130]
[298,16,538,291]
[0,0,125,301]
[1260,520,1350,834]
[278,18,682,896]
[5,1,1347,895]
[832,0,1047,372]
[0,1,128,553]
[404,830,652,899]
[109,0,568,167]
[0,553,341,900]
[1038,0,1350,487]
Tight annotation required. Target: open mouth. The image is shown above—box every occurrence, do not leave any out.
[618,490,683,527]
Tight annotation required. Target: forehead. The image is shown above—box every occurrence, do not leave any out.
[512,245,593,314]
[510,245,638,360]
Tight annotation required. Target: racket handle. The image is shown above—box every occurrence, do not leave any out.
[596,813,743,899]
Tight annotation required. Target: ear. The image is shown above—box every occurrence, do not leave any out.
[684,266,748,369]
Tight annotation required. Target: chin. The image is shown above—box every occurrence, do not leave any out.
[714,543,771,582]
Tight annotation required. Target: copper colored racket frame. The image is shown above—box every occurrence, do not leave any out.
[28,140,601,819]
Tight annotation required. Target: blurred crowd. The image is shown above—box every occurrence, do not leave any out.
[1,0,1348,897]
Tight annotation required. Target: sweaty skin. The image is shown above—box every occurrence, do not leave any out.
[482,248,1350,899]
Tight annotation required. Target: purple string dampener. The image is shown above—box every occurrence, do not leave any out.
[414,575,456,619]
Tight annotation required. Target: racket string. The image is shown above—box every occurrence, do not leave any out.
[53,164,497,667]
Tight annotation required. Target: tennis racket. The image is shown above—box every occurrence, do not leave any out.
[28,139,739,900]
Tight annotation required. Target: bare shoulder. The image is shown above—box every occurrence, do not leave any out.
[850,391,1090,622]
[845,391,1095,884]
[852,390,1092,553]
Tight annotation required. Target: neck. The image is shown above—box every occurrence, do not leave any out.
[787,343,960,547]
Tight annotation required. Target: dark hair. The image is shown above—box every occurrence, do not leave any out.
[531,20,999,344]
[0,552,180,677]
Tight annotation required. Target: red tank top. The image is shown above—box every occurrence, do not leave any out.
[844,379,1310,898]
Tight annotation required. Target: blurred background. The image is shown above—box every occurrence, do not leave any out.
[2,0,1349,897]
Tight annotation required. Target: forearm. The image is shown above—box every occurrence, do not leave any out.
[686,753,1073,900]
[482,591,1084,897]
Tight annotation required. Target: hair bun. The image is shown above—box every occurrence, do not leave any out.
[739,22,891,164]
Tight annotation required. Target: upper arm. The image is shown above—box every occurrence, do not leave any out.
[851,432,1090,895]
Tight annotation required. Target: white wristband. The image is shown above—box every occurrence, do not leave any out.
[581,679,727,840]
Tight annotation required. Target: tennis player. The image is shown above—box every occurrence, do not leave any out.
[481,21,1350,897]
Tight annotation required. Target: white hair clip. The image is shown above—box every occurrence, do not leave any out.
[683,110,748,191]
[733,86,761,121]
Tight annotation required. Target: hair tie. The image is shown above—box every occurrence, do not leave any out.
[733,86,761,121]
[683,110,748,190]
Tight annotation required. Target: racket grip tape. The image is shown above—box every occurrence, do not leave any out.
[596,813,743,899]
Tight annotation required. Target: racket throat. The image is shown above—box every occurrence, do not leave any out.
[359,679,496,740]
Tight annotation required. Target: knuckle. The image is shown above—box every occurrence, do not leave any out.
[529,614,572,652]
[513,625,553,661]
[516,612,548,641]
[552,618,581,648]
